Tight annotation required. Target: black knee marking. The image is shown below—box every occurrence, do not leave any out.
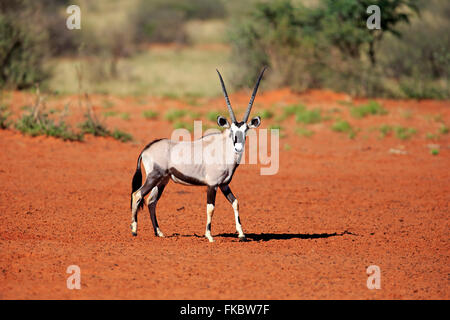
[220,185,236,204]
[206,223,211,232]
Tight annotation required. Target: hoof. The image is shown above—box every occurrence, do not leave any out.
[238,236,247,242]
[132,232,137,237]
[156,228,165,238]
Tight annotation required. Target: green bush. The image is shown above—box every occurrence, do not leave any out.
[394,126,416,140]
[111,129,133,142]
[350,101,387,118]
[256,109,274,119]
[79,112,133,142]
[143,110,159,120]
[0,14,50,89]
[15,110,83,141]
[228,0,425,97]
[132,0,225,43]
[0,105,11,129]
[165,109,187,122]
[332,119,357,138]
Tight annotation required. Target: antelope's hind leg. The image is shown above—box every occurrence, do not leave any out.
[130,169,164,236]
[220,185,246,241]
[147,177,169,237]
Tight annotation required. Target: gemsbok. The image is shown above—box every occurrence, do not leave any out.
[130,67,267,242]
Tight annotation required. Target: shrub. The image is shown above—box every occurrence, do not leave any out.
[207,111,223,122]
[165,109,187,122]
[379,124,393,138]
[257,109,274,119]
[279,104,321,124]
[111,129,133,142]
[132,0,225,44]
[0,14,50,89]
[332,119,357,138]
[394,126,416,140]
[350,101,388,118]
[79,112,133,142]
[79,113,110,137]
[143,110,159,120]
[295,127,314,137]
[295,108,322,124]
[228,0,422,97]
[173,121,193,132]
[439,124,449,135]
[0,105,11,129]
[15,109,83,141]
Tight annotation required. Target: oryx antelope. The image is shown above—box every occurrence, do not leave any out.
[130,67,266,242]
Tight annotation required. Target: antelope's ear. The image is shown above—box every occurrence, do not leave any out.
[217,115,230,128]
[248,116,261,129]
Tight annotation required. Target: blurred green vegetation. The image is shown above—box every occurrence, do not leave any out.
[0,0,448,99]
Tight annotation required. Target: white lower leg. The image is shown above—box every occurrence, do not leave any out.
[130,191,142,235]
[205,204,215,242]
[233,199,245,238]
[131,221,137,234]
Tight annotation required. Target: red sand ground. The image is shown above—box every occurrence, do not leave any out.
[0,89,449,299]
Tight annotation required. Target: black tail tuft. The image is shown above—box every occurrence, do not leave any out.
[131,154,143,209]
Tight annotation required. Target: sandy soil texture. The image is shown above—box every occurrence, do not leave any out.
[0,89,449,299]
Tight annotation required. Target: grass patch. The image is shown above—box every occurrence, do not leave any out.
[295,127,314,137]
[256,109,274,119]
[0,105,12,129]
[269,124,285,138]
[379,124,393,138]
[337,100,354,107]
[142,110,159,120]
[278,104,322,124]
[119,112,130,120]
[350,101,387,118]
[401,109,413,119]
[296,108,321,124]
[79,115,110,137]
[16,110,83,141]
[102,100,115,109]
[173,121,193,132]
[378,124,417,140]
[103,110,119,117]
[111,129,133,142]
[430,148,439,156]
[48,46,231,97]
[394,126,417,140]
[206,111,223,122]
[188,111,202,120]
[284,143,291,151]
[331,120,357,138]
[165,109,187,122]
[439,124,449,135]
[426,132,439,140]
[79,113,133,142]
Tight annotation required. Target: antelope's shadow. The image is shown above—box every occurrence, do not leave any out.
[169,230,356,242]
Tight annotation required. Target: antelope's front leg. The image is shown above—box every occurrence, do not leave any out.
[205,186,217,242]
[220,185,245,240]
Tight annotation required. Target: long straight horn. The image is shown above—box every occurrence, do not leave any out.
[216,69,236,123]
[243,66,267,123]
